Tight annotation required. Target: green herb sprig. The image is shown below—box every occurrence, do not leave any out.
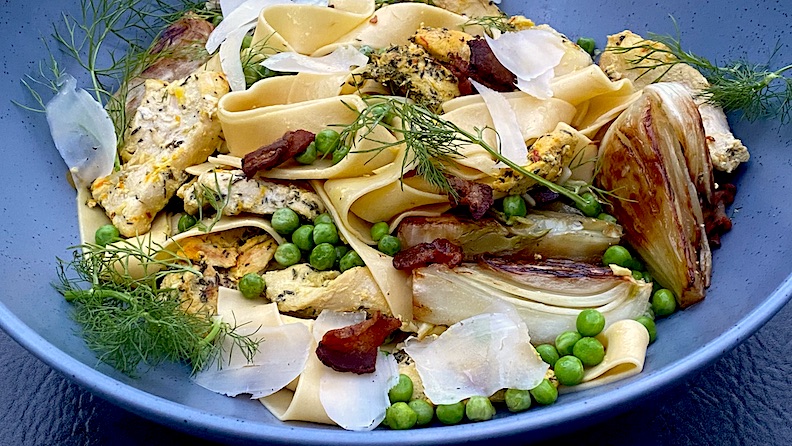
[606,23,792,123]
[55,239,259,376]
[337,97,594,209]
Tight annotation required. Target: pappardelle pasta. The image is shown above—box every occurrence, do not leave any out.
[41,0,749,432]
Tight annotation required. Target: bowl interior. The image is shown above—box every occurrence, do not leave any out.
[1,0,790,444]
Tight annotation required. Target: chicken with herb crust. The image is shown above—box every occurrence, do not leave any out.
[90,71,229,237]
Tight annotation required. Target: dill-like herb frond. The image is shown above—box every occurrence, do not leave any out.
[462,14,515,37]
[605,21,792,123]
[336,97,591,208]
[374,0,435,10]
[193,171,235,233]
[55,239,259,376]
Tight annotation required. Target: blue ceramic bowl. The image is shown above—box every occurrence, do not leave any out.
[1,1,790,444]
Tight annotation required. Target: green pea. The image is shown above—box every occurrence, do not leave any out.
[642,271,654,283]
[385,402,417,430]
[388,374,414,403]
[535,344,560,367]
[271,208,300,235]
[291,225,315,251]
[408,399,434,426]
[602,245,633,268]
[504,389,532,412]
[309,243,336,271]
[636,316,657,343]
[339,250,365,272]
[435,401,465,425]
[632,270,644,281]
[554,356,585,386]
[238,273,265,299]
[332,145,350,165]
[576,192,602,217]
[313,213,333,226]
[295,142,318,164]
[177,214,197,233]
[503,195,528,218]
[576,37,597,56]
[572,337,605,367]
[370,221,390,242]
[335,245,350,264]
[95,224,120,247]
[243,64,275,87]
[370,103,396,124]
[555,331,582,356]
[312,222,339,245]
[378,235,401,256]
[597,212,618,224]
[576,309,606,337]
[529,379,558,405]
[274,243,301,267]
[315,129,341,155]
[652,289,677,317]
[211,14,223,27]
[625,257,645,271]
[465,396,495,422]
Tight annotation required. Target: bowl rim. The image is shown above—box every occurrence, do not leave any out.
[2,274,790,444]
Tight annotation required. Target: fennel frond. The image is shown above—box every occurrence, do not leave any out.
[336,97,594,209]
[605,21,792,123]
[55,239,259,376]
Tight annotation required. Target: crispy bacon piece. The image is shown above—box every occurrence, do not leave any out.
[316,312,402,374]
[704,183,736,248]
[241,130,315,177]
[446,175,494,219]
[393,238,463,272]
[447,38,516,95]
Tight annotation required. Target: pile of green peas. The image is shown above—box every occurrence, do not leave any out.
[382,373,559,430]
[293,129,350,166]
[370,221,401,256]
[534,309,609,387]
[271,209,365,272]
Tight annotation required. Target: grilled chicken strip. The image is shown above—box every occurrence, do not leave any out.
[178,169,324,221]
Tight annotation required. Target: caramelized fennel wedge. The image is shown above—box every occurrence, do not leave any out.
[397,211,622,263]
[597,83,713,307]
[412,259,651,344]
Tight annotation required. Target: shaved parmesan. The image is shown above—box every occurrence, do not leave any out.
[207,0,330,54]
[193,288,312,398]
[320,351,399,431]
[485,29,566,99]
[262,45,368,74]
[469,79,526,166]
[45,74,116,187]
[207,0,283,54]
[219,21,258,91]
[404,304,548,404]
[314,310,398,431]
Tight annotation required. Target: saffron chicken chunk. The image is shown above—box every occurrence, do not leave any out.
[90,71,229,237]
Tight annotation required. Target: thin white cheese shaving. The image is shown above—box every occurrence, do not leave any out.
[206,0,329,54]
[314,310,399,431]
[485,29,566,99]
[206,0,283,54]
[403,303,548,404]
[219,21,258,92]
[193,288,312,399]
[45,74,116,187]
[261,45,368,74]
[469,79,526,166]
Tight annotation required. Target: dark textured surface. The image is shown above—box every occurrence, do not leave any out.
[2,300,790,446]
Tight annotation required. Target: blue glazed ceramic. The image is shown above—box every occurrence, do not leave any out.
[0,1,790,444]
